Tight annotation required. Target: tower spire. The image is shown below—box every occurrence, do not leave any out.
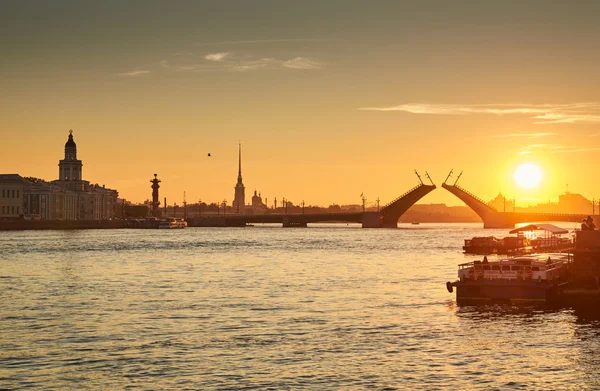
[233,142,245,213]
[237,142,242,184]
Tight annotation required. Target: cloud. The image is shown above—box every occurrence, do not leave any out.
[204,52,231,61]
[160,55,323,73]
[283,57,323,70]
[118,70,150,76]
[517,143,600,155]
[195,38,333,47]
[494,132,558,139]
[227,58,275,72]
[359,103,600,124]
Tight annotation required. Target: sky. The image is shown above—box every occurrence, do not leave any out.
[2,0,600,208]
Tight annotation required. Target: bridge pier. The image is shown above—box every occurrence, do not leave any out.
[282,217,308,228]
[362,212,383,228]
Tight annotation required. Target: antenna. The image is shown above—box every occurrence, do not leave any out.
[424,171,434,186]
[414,170,423,185]
[444,169,454,184]
[454,171,463,186]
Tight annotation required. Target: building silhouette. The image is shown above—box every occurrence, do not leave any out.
[59,130,83,181]
[0,131,118,220]
[232,143,245,213]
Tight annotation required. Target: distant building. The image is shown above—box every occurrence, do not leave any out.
[0,130,118,220]
[232,143,245,213]
[51,131,118,219]
[0,175,25,219]
[489,193,514,212]
[559,191,592,214]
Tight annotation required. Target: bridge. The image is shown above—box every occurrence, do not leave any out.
[187,172,436,228]
[442,171,591,228]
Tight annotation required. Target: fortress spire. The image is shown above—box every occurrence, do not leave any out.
[233,143,245,213]
[237,142,242,184]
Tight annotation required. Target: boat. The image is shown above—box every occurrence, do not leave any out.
[158,218,188,229]
[554,230,600,305]
[446,253,571,304]
[462,223,573,255]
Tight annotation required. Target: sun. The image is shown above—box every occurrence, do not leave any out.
[514,163,542,189]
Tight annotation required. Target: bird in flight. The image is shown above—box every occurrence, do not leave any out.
[207,153,211,157]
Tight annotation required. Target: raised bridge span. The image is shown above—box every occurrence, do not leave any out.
[442,180,591,228]
[188,176,436,228]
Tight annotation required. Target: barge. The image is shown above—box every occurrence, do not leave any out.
[462,223,573,255]
[448,230,600,306]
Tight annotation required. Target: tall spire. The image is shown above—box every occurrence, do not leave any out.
[237,142,243,184]
[233,142,245,213]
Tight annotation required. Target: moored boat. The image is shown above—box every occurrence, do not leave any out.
[462,223,573,255]
[158,218,188,229]
[446,253,571,304]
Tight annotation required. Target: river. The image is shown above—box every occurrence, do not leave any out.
[1,223,598,390]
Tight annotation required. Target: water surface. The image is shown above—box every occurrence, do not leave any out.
[1,223,598,390]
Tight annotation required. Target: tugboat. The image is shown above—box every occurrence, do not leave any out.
[446,253,571,304]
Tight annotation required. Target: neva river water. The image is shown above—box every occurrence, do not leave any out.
[1,223,599,390]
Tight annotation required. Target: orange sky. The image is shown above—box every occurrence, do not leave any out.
[1,1,599,207]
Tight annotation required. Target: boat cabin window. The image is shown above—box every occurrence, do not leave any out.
[502,265,511,271]
[491,265,501,270]
[511,266,522,271]
[531,266,540,271]
[482,265,491,270]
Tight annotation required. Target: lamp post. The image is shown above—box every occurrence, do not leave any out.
[302,200,305,215]
[376,197,380,212]
[223,199,227,215]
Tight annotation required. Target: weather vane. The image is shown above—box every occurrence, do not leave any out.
[69,129,73,135]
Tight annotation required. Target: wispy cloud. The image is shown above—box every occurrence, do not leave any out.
[195,38,332,47]
[118,70,150,77]
[122,49,325,77]
[205,52,231,61]
[494,132,558,139]
[160,54,323,73]
[517,143,600,155]
[283,57,323,70]
[359,103,600,124]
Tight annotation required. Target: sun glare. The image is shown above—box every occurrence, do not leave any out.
[514,163,542,189]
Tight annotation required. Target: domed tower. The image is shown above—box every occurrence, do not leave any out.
[58,130,83,181]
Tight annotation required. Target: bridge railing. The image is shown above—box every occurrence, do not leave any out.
[380,184,423,210]
[452,184,498,212]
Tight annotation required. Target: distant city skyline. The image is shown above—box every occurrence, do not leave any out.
[2,1,599,206]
